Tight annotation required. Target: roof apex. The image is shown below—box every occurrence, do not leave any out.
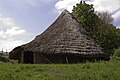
[61,9,70,15]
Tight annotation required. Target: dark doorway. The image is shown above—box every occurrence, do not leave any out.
[23,51,34,64]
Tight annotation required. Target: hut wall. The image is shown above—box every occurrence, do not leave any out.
[34,53,110,64]
[43,54,63,63]
[34,53,66,64]
[20,51,34,64]
[22,52,110,64]
[34,53,86,64]
[34,53,49,64]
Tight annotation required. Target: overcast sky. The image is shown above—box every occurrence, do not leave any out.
[0,0,120,52]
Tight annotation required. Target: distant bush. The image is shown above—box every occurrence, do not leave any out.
[112,48,120,60]
[10,60,18,64]
[113,48,120,57]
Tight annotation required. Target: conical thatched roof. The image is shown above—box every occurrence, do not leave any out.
[24,10,103,54]
[9,10,109,61]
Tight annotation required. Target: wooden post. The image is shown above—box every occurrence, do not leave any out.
[60,54,62,63]
[21,51,24,63]
[33,53,35,64]
[66,56,69,63]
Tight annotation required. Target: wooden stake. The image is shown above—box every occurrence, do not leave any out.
[66,56,69,63]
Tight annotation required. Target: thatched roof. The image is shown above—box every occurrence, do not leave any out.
[9,10,110,61]
[9,46,23,60]
[20,10,104,55]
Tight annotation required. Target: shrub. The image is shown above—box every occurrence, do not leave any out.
[112,48,120,60]
[10,59,18,64]
[113,48,120,57]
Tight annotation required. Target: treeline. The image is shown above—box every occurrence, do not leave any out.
[72,1,120,55]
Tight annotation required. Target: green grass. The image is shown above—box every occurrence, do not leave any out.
[0,60,120,80]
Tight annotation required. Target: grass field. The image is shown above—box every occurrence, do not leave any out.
[0,60,120,80]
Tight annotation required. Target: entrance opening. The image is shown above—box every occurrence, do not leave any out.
[23,51,33,64]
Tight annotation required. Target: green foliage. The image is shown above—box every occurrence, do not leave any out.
[0,61,120,80]
[95,23,120,54]
[72,1,120,54]
[72,1,99,33]
[113,48,120,57]
[98,11,114,24]
[10,60,18,64]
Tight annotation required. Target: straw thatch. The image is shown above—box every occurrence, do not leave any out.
[9,10,110,64]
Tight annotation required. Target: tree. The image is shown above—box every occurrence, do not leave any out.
[72,0,100,34]
[113,48,120,57]
[98,11,114,24]
[72,1,120,55]
[96,23,119,54]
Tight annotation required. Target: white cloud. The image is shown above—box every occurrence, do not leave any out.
[112,10,120,28]
[0,15,33,52]
[55,0,120,27]
[0,40,25,52]
[88,0,120,23]
[55,0,80,13]
[55,0,120,13]
[0,17,15,29]
[112,10,120,21]
[116,26,120,29]
[7,0,53,8]
[88,0,120,12]
[7,0,38,8]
